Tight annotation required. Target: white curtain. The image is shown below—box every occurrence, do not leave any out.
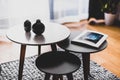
[0,0,9,19]
[52,0,89,23]
[0,0,50,28]
[0,0,89,28]
[0,0,9,28]
[53,0,79,19]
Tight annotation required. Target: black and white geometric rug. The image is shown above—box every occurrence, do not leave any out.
[0,54,120,80]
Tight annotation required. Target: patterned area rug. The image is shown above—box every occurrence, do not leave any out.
[0,53,120,80]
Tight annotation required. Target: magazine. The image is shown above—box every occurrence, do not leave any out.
[71,30,108,48]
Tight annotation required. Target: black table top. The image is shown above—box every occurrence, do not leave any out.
[35,51,81,75]
[57,31,107,54]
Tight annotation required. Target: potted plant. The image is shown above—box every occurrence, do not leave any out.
[100,0,119,25]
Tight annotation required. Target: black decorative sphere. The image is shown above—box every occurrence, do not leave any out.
[24,20,31,32]
[32,19,45,35]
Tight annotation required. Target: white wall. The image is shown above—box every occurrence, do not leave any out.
[0,0,50,27]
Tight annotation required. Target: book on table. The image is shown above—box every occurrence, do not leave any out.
[71,30,108,48]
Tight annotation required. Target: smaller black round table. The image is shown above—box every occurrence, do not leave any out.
[35,51,81,80]
[57,31,107,80]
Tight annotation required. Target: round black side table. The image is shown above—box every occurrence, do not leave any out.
[57,31,107,80]
[35,51,81,80]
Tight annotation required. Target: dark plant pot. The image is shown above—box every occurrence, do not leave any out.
[24,20,31,32]
[32,19,45,35]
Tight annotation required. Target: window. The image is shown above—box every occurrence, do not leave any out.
[49,0,89,23]
[0,0,50,28]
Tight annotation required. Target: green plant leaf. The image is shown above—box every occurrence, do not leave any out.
[104,4,108,8]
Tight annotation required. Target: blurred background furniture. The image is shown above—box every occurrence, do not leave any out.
[88,0,106,20]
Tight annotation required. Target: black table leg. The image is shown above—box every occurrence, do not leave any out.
[53,75,59,80]
[82,53,90,80]
[51,44,57,51]
[67,73,73,80]
[18,45,26,80]
[38,45,41,56]
[0,65,1,74]
[59,75,63,80]
[45,73,50,80]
